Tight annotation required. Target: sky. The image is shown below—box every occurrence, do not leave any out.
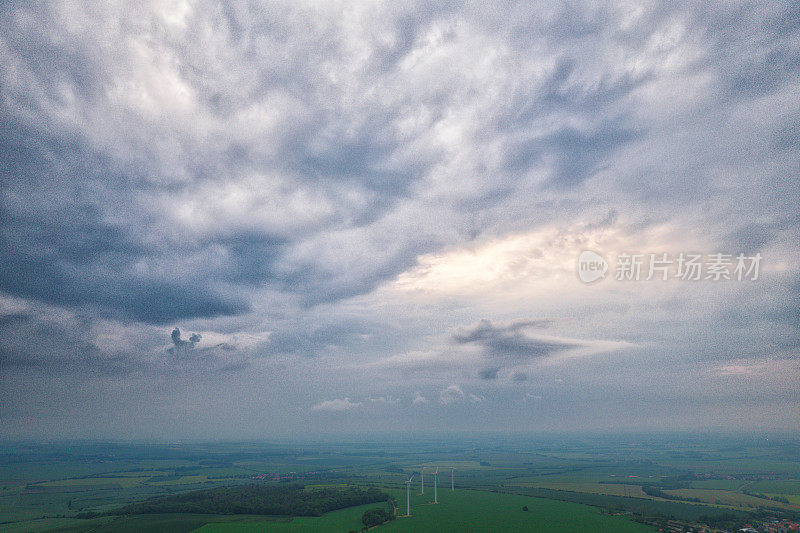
[0,0,798,441]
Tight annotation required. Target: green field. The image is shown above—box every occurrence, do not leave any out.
[748,480,800,494]
[687,479,746,491]
[2,438,799,533]
[665,488,796,510]
[507,481,649,498]
[37,476,151,489]
[199,489,656,533]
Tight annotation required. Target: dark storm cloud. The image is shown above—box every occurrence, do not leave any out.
[167,327,241,366]
[478,366,500,380]
[0,2,439,321]
[168,327,201,353]
[0,125,250,324]
[0,311,143,375]
[452,319,552,343]
[452,319,572,361]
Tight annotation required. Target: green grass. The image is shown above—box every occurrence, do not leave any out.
[506,482,649,498]
[37,477,150,489]
[148,474,208,486]
[199,489,655,533]
[501,485,749,522]
[748,480,800,494]
[379,489,655,533]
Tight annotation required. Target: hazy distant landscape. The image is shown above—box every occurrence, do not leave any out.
[2,434,799,532]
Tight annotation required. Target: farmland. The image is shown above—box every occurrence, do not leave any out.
[1,434,799,532]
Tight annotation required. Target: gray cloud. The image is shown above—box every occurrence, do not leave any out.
[2,0,796,326]
[0,0,798,438]
[0,310,144,376]
[0,127,250,324]
[168,327,202,353]
[478,366,500,380]
[452,319,571,360]
[166,327,242,369]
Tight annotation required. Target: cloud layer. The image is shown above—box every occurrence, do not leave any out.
[1,0,798,439]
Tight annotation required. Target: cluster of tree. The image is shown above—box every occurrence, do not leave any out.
[600,479,690,490]
[697,511,752,529]
[649,477,692,490]
[77,484,389,518]
[361,508,393,528]
[146,474,182,483]
[742,490,791,504]
[640,485,701,502]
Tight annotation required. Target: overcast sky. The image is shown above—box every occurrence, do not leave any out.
[1,1,798,440]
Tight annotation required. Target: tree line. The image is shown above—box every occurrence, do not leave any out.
[76,484,389,518]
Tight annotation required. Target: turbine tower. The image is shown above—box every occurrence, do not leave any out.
[451,468,454,491]
[434,467,439,503]
[420,466,424,494]
[405,474,414,516]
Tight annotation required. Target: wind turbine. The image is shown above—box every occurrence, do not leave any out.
[420,466,424,494]
[433,467,439,503]
[405,474,414,516]
[451,467,454,491]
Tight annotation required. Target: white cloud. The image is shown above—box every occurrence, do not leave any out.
[311,398,362,412]
[711,359,797,378]
[439,385,464,405]
[468,393,485,403]
[369,396,400,405]
[438,385,485,405]
[439,384,465,405]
